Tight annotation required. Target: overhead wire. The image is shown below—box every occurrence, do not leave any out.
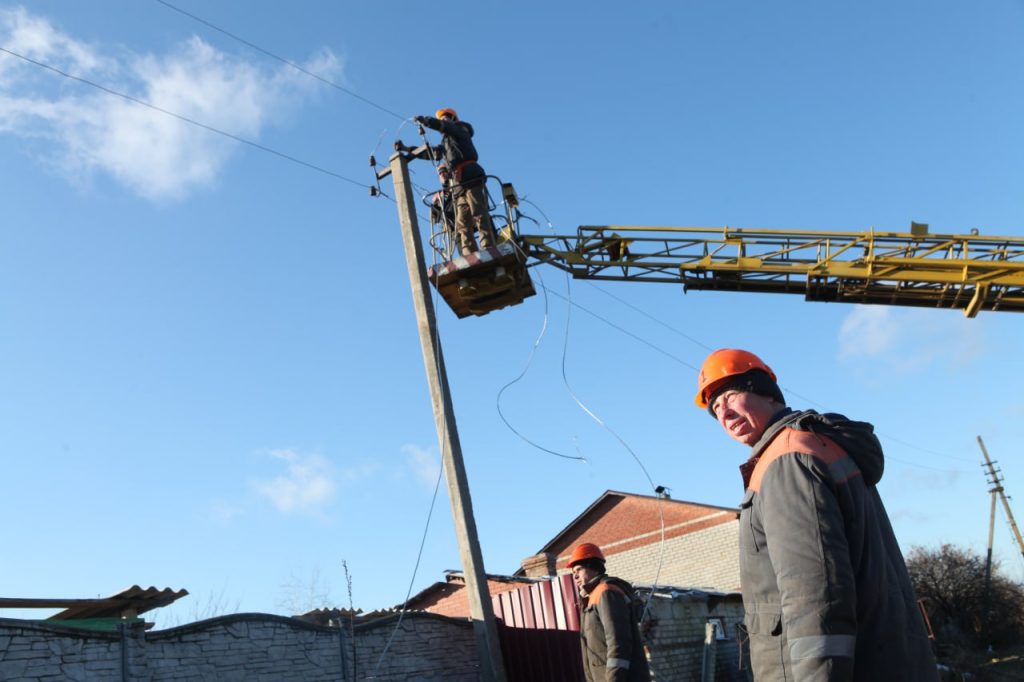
[151,0,971,626]
[64,0,976,475]
[0,46,372,190]
[156,0,424,210]
[582,280,714,352]
[154,0,409,122]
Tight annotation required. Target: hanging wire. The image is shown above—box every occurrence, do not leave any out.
[519,199,973,473]
[493,204,587,462]
[0,46,372,190]
[496,254,587,462]
[522,197,666,624]
[558,268,668,624]
[154,0,409,121]
[371,188,453,677]
[369,457,444,678]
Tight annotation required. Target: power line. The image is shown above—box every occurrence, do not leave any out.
[154,0,409,122]
[583,281,714,352]
[0,46,371,190]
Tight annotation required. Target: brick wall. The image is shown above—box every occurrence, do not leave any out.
[0,612,479,681]
[644,591,750,682]
[604,520,741,591]
[546,493,742,593]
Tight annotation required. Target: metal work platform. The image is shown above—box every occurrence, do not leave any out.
[427,242,535,318]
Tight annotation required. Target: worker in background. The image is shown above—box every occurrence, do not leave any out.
[429,163,456,251]
[568,543,651,682]
[414,108,497,257]
[694,349,938,681]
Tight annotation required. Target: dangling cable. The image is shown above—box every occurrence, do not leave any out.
[558,268,666,625]
[370,187,451,678]
[495,202,587,462]
[495,264,587,462]
[521,196,667,625]
[369,450,444,679]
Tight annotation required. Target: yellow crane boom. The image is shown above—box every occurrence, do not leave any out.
[520,223,1024,317]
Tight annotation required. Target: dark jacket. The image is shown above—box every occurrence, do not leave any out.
[739,408,938,681]
[579,575,650,682]
[420,116,485,189]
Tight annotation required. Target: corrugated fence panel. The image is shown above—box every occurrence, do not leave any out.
[494,578,585,682]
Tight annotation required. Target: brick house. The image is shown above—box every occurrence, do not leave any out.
[519,489,741,592]
[404,490,741,614]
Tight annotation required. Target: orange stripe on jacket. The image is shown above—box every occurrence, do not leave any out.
[587,581,626,606]
[748,427,861,492]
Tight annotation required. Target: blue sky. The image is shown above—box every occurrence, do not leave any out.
[2,1,1023,628]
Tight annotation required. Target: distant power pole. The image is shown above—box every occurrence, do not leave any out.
[978,436,1024,560]
[385,149,507,682]
[978,435,1024,642]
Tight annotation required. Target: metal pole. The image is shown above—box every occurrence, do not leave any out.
[388,151,507,682]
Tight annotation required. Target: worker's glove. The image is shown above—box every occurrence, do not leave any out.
[413,115,426,125]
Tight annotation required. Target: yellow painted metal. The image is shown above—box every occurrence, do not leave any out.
[519,225,1024,315]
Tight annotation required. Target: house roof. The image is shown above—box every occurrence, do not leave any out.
[0,585,188,621]
[515,489,739,576]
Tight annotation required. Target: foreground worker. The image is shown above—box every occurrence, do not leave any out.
[568,543,650,682]
[414,108,497,256]
[695,349,938,681]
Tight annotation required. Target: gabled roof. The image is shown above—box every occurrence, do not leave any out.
[516,490,738,576]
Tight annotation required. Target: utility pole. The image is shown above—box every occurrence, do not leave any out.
[386,149,507,682]
[978,436,1024,559]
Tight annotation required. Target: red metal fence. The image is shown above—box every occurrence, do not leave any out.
[492,574,586,682]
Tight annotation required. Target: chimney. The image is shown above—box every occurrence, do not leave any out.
[520,552,557,578]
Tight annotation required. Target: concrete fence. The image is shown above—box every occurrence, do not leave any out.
[0,611,478,681]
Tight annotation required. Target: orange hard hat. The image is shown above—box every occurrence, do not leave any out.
[567,543,605,568]
[694,349,777,409]
[435,107,458,121]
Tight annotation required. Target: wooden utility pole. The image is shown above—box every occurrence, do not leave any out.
[387,150,507,682]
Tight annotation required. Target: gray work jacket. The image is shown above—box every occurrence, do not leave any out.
[738,409,938,681]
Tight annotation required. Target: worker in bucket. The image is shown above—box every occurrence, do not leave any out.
[568,542,651,681]
[429,162,456,250]
[695,349,938,681]
[414,108,497,257]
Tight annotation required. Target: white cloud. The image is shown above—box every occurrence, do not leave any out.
[0,7,340,200]
[0,7,106,80]
[837,306,897,359]
[402,444,441,488]
[837,305,983,373]
[252,449,337,513]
